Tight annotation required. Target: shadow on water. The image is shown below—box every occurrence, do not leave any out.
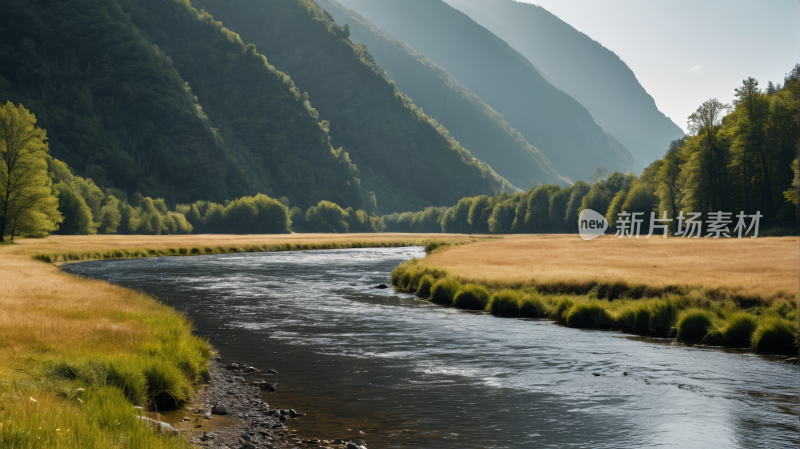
[63,247,799,449]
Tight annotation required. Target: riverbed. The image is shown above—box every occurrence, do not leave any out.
[63,247,798,448]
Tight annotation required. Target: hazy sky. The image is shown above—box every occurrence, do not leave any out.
[519,0,798,132]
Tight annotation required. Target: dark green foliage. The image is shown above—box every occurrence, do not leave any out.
[0,0,235,203]
[200,0,515,214]
[676,309,714,341]
[54,182,95,235]
[429,278,461,305]
[467,196,492,233]
[452,284,490,310]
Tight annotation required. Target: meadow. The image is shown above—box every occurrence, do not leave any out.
[0,233,465,448]
[393,235,799,354]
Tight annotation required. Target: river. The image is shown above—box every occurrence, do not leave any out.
[62,247,798,448]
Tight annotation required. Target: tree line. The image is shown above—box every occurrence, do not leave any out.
[382,67,800,235]
[2,68,797,241]
[0,101,384,241]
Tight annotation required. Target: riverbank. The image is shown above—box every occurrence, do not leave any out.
[0,233,464,448]
[393,235,799,355]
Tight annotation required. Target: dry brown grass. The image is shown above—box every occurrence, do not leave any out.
[419,234,798,301]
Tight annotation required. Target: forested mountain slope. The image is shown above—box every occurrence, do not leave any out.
[318,0,567,189]
[444,0,685,165]
[1,0,513,213]
[0,0,361,208]
[200,0,516,213]
[336,0,643,182]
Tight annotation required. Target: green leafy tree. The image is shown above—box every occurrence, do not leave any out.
[468,195,492,233]
[563,180,590,233]
[305,200,349,233]
[54,181,95,235]
[0,102,61,241]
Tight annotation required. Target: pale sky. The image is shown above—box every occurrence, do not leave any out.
[520,0,799,132]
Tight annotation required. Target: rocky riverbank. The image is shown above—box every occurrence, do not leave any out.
[174,357,368,449]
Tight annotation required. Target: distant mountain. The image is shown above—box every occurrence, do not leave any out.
[200,0,516,213]
[318,0,567,189]
[336,0,642,182]
[444,0,685,165]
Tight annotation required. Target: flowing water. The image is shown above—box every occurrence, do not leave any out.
[63,247,798,448]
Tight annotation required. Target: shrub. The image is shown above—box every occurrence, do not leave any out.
[751,317,798,353]
[453,284,490,310]
[566,302,613,328]
[417,275,435,297]
[429,278,461,305]
[676,309,714,341]
[488,290,523,316]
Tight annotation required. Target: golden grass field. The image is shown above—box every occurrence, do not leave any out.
[419,234,799,301]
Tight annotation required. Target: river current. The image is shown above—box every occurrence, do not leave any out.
[63,247,798,448]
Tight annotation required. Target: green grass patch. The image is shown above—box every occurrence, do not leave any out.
[565,301,613,328]
[488,290,523,316]
[452,284,490,310]
[429,278,461,305]
[676,309,715,341]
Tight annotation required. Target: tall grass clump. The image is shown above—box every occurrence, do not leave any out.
[416,275,435,297]
[390,259,447,293]
[429,278,461,305]
[751,316,798,353]
[565,301,613,329]
[649,298,680,337]
[452,284,490,310]
[676,309,714,341]
[706,312,759,347]
[548,296,575,323]
[488,290,523,316]
[613,301,651,334]
[518,293,548,317]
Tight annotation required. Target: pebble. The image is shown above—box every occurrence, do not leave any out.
[212,403,228,415]
[267,369,278,374]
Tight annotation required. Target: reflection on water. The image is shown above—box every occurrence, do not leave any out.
[64,248,798,448]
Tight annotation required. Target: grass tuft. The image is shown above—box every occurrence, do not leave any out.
[452,284,490,310]
[751,317,798,353]
[565,301,613,328]
[417,275,435,297]
[676,309,714,341]
[429,278,461,305]
[488,290,523,316]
